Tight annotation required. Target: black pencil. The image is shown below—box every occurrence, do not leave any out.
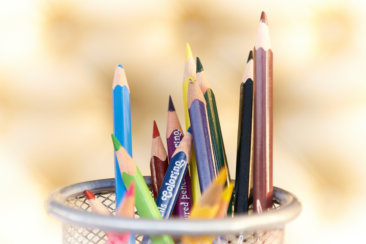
[234,51,254,214]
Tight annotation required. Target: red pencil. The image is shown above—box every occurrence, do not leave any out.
[150,121,169,200]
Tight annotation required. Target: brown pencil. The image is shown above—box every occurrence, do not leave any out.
[150,120,169,200]
[253,11,273,212]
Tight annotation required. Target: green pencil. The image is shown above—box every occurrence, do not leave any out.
[112,134,174,244]
[196,57,231,187]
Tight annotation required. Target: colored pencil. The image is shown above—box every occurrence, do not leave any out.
[253,11,273,212]
[234,51,254,214]
[215,182,234,218]
[166,96,192,218]
[84,190,112,216]
[113,64,132,209]
[150,121,169,200]
[182,43,201,204]
[196,57,231,186]
[108,183,135,244]
[156,128,192,218]
[112,135,174,244]
[181,168,227,244]
[188,79,216,193]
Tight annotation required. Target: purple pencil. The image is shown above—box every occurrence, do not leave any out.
[187,79,217,193]
[166,96,193,218]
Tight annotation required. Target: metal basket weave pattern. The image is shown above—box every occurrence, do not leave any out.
[46,178,301,244]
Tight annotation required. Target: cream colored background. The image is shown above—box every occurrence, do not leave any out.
[1,0,366,243]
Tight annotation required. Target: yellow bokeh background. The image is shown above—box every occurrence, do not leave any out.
[1,0,366,243]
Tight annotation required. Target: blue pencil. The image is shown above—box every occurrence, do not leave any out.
[188,79,217,193]
[155,128,193,218]
[113,65,133,209]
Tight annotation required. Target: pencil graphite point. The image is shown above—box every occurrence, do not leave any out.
[196,57,204,73]
[247,51,253,62]
[222,183,234,202]
[84,190,96,200]
[168,96,175,111]
[216,168,228,185]
[260,11,268,24]
[187,126,192,134]
[152,120,160,138]
[111,134,122,151]
[185,43,193,61]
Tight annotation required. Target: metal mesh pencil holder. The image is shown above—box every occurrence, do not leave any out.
[46,177,301,244]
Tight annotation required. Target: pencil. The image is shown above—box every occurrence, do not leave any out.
[156,128,192,218]
[215,182,234,218]
[234,51,254,214]
[253,11,273,212]
[196,57,231,186]
[112,135,174,244]
[84,190,112,216]
[182,43,201,204]
[188,79,216,193]
[181,168,227,244]
[150,121,169,200]
[113,64,132,208]
[108,183,135,244]
[166,96,193,218]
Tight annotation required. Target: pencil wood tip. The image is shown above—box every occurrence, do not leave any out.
[168,95,175,112]
[84,190,96,200]
[185,43,193,61]
[260,11,268,24]
[111,134,122,151]
[152,120,160,138]
[247,51,253,62]
[196,57,204,73]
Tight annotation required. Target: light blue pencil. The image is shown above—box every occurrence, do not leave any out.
[113,65,133,209]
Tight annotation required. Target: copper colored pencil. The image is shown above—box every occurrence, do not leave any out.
[166,96,193,218]
[150,121,169,200]
[253,11,273,212]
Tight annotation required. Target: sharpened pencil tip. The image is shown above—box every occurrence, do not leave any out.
[196,57,204,73]
[260,11,268,24]
[215,168,228,185]
[84,190,96,200]
[117,64,124,69]
[222,183,234,202]
[247,51,253,62]
[185,43,193,61]
[111,134,122,151]
[125,182,135,197]
[168,96,175,112]
[152,120,160,138]
[187,127,192,134]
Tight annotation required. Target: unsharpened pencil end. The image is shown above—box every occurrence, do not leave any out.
[111,134,122,151]
[168,95,175,112]
[247,51,253,62]
[185,43,193,61]
[152,120,160,138]
[260,11,268,24]
[125,182,135,197]
[196,57,204,73]
[84,190,96,200]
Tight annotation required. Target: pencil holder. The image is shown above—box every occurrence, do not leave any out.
[46,177,301,244]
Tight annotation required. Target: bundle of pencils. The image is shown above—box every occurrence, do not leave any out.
[90,10,274,244]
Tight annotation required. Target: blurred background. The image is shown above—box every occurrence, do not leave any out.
[1,0,366,243]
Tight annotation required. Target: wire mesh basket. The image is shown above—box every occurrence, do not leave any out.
[46,177,301,244]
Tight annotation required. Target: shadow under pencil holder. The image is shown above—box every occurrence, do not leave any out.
[46,177,301,244]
